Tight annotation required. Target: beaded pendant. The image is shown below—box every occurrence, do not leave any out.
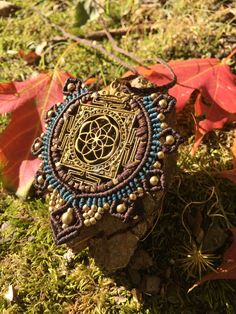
[31,76,183,244]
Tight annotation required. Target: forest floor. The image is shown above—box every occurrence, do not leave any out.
[0,0,236,313]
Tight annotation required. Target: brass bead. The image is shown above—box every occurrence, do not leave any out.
[91,204,98,211]
[38,154,42,159]
[84,219,91,227]
[61,209,73,225]
[160,122,168,129]
[88,209,94,217]
[37,175,44,184]
[62,223,67,229]
[153,161,161,169]
[166,135,175,145]
[95,213,102,220]
[150,176,159,186]
[116,203,127,213]
[49,206,53,211]
[59,199,65,205]
[150,93,157,99]
[129,193,137,201]
[49,200,54,206]
[82,204,89,211]
[103,203,110,210]
[90,217,97,225]
[157,113,165,121]
[48,185,53,191]
[83,213,89,219]
[137,187,144,194]
[159,99,168,108]
[98,207,104,214]
[157,151,165,159]
[67,82,75,91]
[34,142,41,150]
[55,162,61,168]
[47,110,54,118]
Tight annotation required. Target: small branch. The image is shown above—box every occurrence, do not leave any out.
[84,25,156,40]
[34,9,138,75]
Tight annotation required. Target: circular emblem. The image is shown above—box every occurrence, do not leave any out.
[75,115,120,164]
[31,77,183,244]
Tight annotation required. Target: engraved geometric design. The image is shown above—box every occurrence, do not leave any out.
[59,96,138,185]
[75,115,119,164]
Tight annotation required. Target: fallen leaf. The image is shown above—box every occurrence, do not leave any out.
[18,50,41,65]
[0,70,71,198]
[125,54,236,151]
[188,228,236,292]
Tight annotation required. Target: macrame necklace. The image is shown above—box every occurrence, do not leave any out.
[31,60,183,245]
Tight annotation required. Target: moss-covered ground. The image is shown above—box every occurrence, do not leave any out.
[0,0,236,313]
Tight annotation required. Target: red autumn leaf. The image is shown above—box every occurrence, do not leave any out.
[0,70,71,198]
[125,54,236,151]
[188,228,236,292]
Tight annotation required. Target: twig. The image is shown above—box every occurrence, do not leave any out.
[33,8,138,75]
[84,24,156,40]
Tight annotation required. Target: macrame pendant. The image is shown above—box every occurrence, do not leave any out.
[32,76,182,245]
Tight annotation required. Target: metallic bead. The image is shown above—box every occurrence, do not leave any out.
[59,199,65,205]
[49,200,54,206]
[98,207,104,214]
[84,219,91,227]
[61,209,73,225]
[38,154,42,159]
[55,204,60,209]
[95,213,102,220]
[157,151,165,159]
[91,204,97,211]
[83,213,89,219]
[34,142,41,150]
[103,203,110,211]
[62,223,67,229]
[90,217,96,225]
[159,99,168,108]
[82,204,89,211]
[67,82,76,91]
[48,185,53,191]
[37,175,44,184]
[129,193,137,201]
[116,203,127,213]
[49,206,53,211]
[137,187,144,194]
[47,110,54,118]
[40,133,44,138]
[166,135,175,145]
[150,93,157,99]
[153,161,161,169]
[55,162,61,168]
[150,176,159,186]
[88,209,94,217]
[160,122,168,129]
[157,113,165,121]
